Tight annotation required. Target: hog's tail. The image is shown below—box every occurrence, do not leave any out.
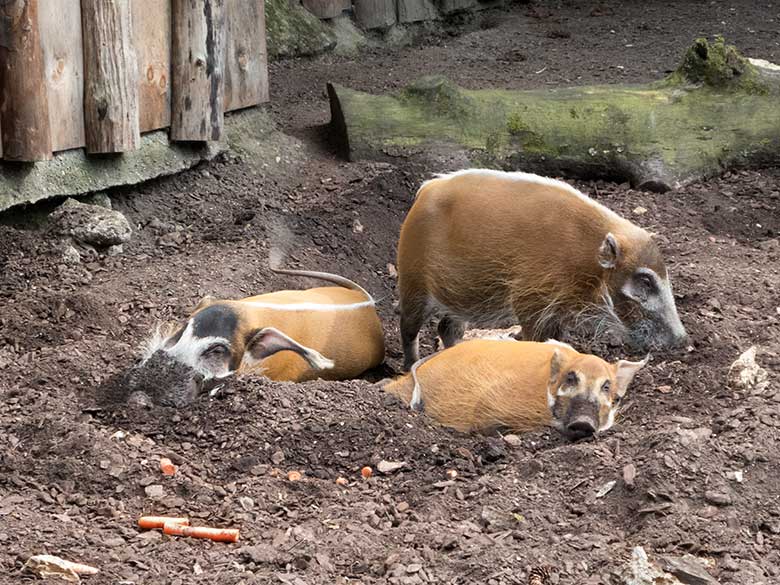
[269,267,373,300]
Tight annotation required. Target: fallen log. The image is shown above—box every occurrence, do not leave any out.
[328,38,780,191]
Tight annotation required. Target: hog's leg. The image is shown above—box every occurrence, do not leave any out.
[400,295,432,371]
[437,315,466,348]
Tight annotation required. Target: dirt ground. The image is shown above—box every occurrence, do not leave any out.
[1,1,779,584]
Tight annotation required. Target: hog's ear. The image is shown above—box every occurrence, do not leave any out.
[193,295,217,312]
[598,232,621,269]
[614,355,649,397]
[244,327,335,371]
[548,349,563,390]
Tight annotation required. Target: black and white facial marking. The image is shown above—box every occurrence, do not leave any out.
[619,267,687,351]
[598,232,688,352]
[545,346,647,441]
[131,303,336,407]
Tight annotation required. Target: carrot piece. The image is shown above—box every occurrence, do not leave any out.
[138,516,190,530]
[163,522,240,543]
[361,466,373,479]
[287,470,302,481]
[159,457,177,476]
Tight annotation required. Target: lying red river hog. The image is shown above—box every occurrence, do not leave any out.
[384,339,647,440]
[125,268,385,407]
[396,169,688,370]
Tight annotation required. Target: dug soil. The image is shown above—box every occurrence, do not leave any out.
[1,1,779,584]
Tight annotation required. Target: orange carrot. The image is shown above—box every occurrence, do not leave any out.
[163,522,239,543]
[138,516,190,530]
[287,470,303,481]
[361,466,373,479]
[335,477,349,486]
[159,457,177,476]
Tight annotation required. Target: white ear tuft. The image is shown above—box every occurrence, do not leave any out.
[615,354,649,396]
[598,232,621,269]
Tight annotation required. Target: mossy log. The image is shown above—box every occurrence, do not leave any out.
[328,38,780,191]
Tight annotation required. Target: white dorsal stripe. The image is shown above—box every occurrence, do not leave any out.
[239,299,375,312]
[420,168,624,224]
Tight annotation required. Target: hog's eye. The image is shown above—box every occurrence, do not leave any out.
[601,380,611,394]
[635,273,656,293]
[565,372,578,386]
[202,343,228,357]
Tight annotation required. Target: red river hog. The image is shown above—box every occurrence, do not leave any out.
[397,169,688,370]
[384,339,647,440]
[126,268,385,407]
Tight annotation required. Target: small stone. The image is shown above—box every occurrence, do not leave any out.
[660,554,719,585]
[145,484,164,499]
[62,244,81,264]
[406,564,422,573]
[623,464,637,489]
[633,206,648,215]
[704,489,732,506]
[397,502,409,513]
[271,450,285,465]
[502,434,522,447]
[377,460,406,474]
[239,496,254,511]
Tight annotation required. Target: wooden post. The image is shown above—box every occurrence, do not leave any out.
[354,0,396,30]
[171,0,226,142]
[0,0,53,161]
[301,0,344,19]
[81,0,140,153]
[224,0,269,111]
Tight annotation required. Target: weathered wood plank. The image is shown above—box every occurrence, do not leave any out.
[301,0,343,19]
[39,0,86,152]
[224,0,269,111]
[397,0,438,23]
[81,0,140,153]
[133,0,172,132]
[354,0,395,30]
[0,0,53,160]
[436,0,474,14]
[172,0,226,141]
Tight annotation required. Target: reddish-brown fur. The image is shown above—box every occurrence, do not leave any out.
[384,339,645,438]
[396,169,682,369]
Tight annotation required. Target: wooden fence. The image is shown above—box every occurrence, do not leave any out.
[0,0,269,162]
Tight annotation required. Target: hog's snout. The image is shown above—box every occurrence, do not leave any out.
[564,417,597,441]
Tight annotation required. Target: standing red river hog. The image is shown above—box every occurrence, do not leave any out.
[125,268,385,407]
[397,169,688,370]
[384,339,647,441]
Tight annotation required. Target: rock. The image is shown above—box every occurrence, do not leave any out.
[728,346,769,394]
[62,244,81,265]
[623,464,637,489]
[502,434,523,447]
[49,198,132,248]
[704,489,733,506]
[238,544,292,566]
[80,192,112,209]
[271,450,285,465]
[660,555,720,585]
[377,460,406,474]
[622,546,682,585]
[479,506,516,532]
[596,480,617,498]
[144,484,164,499]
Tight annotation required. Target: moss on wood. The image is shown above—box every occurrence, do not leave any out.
[328,39,780,191]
